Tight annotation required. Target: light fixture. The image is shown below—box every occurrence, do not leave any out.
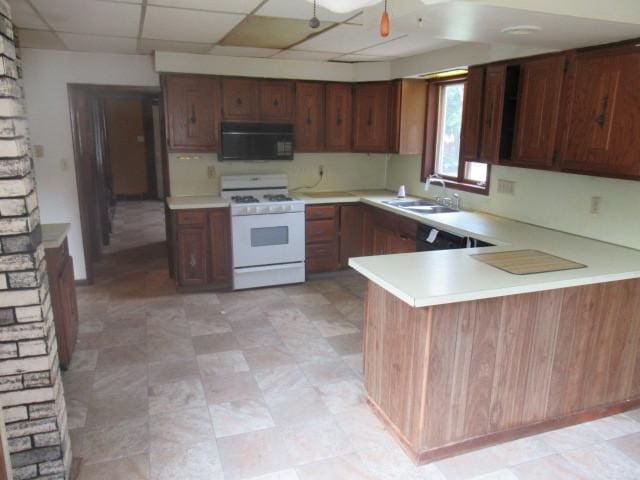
[421,68,469,79]
[380,0,389,37]
[501,25,541,35]
[309,0,320,29]
[307,0,381,14]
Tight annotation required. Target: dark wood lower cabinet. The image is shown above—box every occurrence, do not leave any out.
[171,207,232,290]
[45,239,79,369]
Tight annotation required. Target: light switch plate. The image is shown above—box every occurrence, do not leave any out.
[33,145,44,157]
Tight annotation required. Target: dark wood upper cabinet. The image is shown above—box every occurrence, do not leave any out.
[352,82,392,153]
[459,66,485,162]
[559,45,640,178]
[510,54,565,168]
[478,64,506,163]
[208,209,232,287]
[164,75,220,152]
[259,80,294,122]
[389,79,427,155]
[324,83,352,152]
[222,77,259,121]
[295,81,325,151]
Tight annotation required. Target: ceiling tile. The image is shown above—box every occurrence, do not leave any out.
[143,6,244,43]
[272,50,340,61]
[15,28,67,50]
[139,38,212,55]
[221,16,334,50]
[356,35,457,57]
[58,33,138,54]
[256,0,361,23]
[6,0,48,30]
[332,53,389,62]
[148,0,263,14]
[296,23,405,53]
[209,45,280,58]
[30,0,141,36]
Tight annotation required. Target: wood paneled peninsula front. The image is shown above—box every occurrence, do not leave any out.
[348,207,640,464]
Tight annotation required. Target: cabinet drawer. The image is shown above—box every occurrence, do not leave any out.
[306,219,337,243]
[306,205,336,220]
[306,242,337,259]
[177,210,206,226]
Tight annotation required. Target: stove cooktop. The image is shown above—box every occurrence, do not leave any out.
[231,194,295,204]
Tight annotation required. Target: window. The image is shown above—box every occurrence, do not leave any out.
[422,76,489,194]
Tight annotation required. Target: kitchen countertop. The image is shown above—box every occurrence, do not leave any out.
[41,223,70,249]
[166,195,229,210]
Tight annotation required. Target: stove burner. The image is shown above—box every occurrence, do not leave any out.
[263,194,293,202]
[231,195,260,204]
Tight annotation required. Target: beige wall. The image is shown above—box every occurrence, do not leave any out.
[386,154,640,250]
[169,152,388,196]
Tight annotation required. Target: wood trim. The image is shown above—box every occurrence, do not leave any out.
[0,407,12,480]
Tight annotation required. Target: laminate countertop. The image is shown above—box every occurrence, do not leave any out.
[41,223,70,249]
[166,196,229,210]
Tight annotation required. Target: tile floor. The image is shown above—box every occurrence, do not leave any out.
[67,201,640,479]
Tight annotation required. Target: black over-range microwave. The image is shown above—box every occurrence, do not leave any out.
[219,122,294,161]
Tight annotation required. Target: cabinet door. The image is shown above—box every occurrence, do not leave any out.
[222,78,259,121]
[259,80,294,122]
[511,55,565,168]
[60,257,79,366]
[352,82,391,153]
[339,204,364,268]
[372,225,392,255]
[325,83,352,151]
[478,65,506,163]
[164,75,220,151]
[459,66,485,162]
[386,233,417,254]
[361,207,375,256]
[295,82,324,151]
[560,46,640,177]
[208,209,232,287]
[389,79,427,155]
[177,226,208,286]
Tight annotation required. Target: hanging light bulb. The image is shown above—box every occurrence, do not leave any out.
[309,0,320,28]
[380,0,390,37]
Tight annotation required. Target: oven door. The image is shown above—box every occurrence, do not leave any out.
[232,212,305,268]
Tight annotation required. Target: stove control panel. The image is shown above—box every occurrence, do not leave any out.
[231,201,305,216]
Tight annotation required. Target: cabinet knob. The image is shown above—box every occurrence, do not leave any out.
[273,99,279,107]
[367,108,373,127]
[336,109,342,126]
[236,97,242,106]
[595,95,609,127]
[189,105,196,124]
[306,107,312,125]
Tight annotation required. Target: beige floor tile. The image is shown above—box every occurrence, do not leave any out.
[197,350,250,376]
[561,442,640,479]
[508,454,592,480]
[435,446,510,480]
[299,359,356,387]
[67,398,88,430]
[253,364,312,396]
[295,453,372,480]
[192,332,240,355]
[146,315,190,341]
[282,416,353,465]
[148,359,200,386]
[150,407,214,448]
[146,337,195,364]
[490,435,556,466]
[267,308,319,337]
[85,390,148,427]
[148,378,207,415]
[244,344,295,372]
[150,441,224,480]
[288,293,330,307]
[183,292,220,306]
[280,335,340,363]
[92,363,147,398]
[326,333,362,355]
[235,326,283,349]
[334,405,404,453]
[468,469,519,480]
[210,399,275,437]
[342,353,364,378]
[98,325,147,348]
[626,408,640,423]
[69,349,99,372]
[317,379,365,414]
[609,432,640,463]
[264,386,330,426]
[583,413,640,440]
[202,372,263,404]
[247,470,300,480]
[537,423,605,452]
[76,333,101,350]
[188,316,231,336]
[78,453,149,480]
[80,416,149,465]
[96,344,148,370]
[358,445,446,480]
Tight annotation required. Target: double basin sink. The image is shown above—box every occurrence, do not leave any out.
[382,199,457,214]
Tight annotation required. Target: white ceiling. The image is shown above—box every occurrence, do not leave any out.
[8,0,640,63]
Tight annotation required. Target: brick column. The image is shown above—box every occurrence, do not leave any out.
[0,1,71,479]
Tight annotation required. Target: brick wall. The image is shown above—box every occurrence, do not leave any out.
[0,1,71,479]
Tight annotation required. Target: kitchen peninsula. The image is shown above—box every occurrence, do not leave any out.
[349,207,640,464]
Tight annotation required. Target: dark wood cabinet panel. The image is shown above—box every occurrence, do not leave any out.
[259,80,294,122]
[295,82,324,151]
[389,79,427,155]
[339,204,364,268]
[386,234,417,254]
[353,82,391,153]
[459,66,485,162]
[208,209,232,287]
[177,226,208,286]
[325,83,352,152]
[305,205,339,274]
[478,65,506,163]
[510,55,565,168]
[164,75,220,152]
[560,45,640,178]
[222,77,259,121]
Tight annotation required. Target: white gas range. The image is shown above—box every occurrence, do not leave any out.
[221,174,306,290]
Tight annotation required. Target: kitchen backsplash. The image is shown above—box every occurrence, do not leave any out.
[169,152,389,196]
[386,154,640,250]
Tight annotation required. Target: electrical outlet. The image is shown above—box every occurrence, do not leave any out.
[207,166,216,179]
[318,165,325,177]
[497,179,515,195]
[590,196,602,214]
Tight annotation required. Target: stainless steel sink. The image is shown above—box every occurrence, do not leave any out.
[382,199,457,214]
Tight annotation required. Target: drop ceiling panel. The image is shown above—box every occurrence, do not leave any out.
[272,49,340,61]
[59,33,138,54]
[30,0,141,37]
[143,6,245,43]
[139,38,213,55]
[209,45,281,58]
[296,23,405,53]
[15,28,66,50]
[255,0,361,23]
[6,0,48,30]
[148,0,264,14]
[357,35,458,57]
[222,16,334,50]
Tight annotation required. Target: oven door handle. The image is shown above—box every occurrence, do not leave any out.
[235,262,304,273]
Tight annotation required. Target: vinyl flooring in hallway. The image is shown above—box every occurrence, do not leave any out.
[66,201,640,479]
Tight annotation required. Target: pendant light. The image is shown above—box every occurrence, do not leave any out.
[380,0,390,37]
[309,0,320,29]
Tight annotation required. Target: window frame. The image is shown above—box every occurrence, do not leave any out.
[421,74,490,195]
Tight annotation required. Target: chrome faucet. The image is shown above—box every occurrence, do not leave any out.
[425,174,450,206]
